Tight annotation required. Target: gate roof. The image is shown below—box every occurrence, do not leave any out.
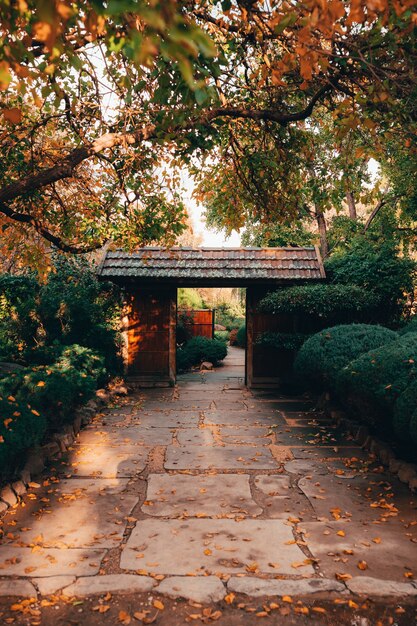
[98,247,325,286]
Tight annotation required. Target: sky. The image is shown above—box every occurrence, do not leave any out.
[189,200,241,247]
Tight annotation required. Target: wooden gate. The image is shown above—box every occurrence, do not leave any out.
[123,287,176,385]
[178,309,214,339]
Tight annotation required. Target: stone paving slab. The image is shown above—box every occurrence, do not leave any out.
[165,445,277,469]
[35,576,76,596]
[157,576,226,603]
[227,576,345,597]
[0,579,37,597]
[204,411,282,427]
[121,519,314,575]
[62,574,156,596]
[298,475,383,522]
[143,474,262,517]
[176,427,215,446]
[2,478,138,548]
[254,475,291,497]
[68,445,149,477]
[77,427,173,446]
[301,521,417,581]
[0,547,106,577]
[138,412,201,427]
[219,426,272,446]
[291,446,368,460]
[346,576,417,597]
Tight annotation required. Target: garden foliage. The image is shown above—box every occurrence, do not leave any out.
[294,324,398,392]
[296,323,417,454]
[0,257,122,480]
[177,336,227,371]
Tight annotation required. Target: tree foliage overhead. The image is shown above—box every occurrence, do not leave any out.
[0,0,416,258]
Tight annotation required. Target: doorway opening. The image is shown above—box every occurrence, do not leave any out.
[176,287,246,386]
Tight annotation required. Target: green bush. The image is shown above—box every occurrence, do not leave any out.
[0,256,122,374]
[259,284,380,323]
[325,241,415,324]
[257,332,309,352]
[337,333,417,427]
[0,395,47,481]
[236,325,246,348]
[176,337,227,370]
[295,324,398,392]
[0,345,105,428]
[393,380,417,444]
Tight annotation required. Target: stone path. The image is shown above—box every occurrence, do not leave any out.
[0,347,417,624]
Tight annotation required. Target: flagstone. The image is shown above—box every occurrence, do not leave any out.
[143,473,262,517]
[2,478,138,548]
[120,518,314,575]
[62,574,155,596]
[0,547,106,577]
[157,576,225,603]
[165,444,276,470]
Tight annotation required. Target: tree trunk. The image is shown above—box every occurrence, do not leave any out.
[315,206,329,258]
[346,190,357,220]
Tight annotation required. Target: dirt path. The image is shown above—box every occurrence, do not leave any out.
[0,348,416,624]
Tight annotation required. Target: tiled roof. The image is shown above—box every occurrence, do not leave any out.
[98,247,325,283]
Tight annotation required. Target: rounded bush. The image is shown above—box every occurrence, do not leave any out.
[393,380,417,443]
[294,324,397,392]
[176,337,227,370]
[337,333,417,427]
[409,410,417,445]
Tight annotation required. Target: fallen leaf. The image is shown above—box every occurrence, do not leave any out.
[224,593,235,605]
[118,610,131,624]
[282,595,293,603]
[357,560,368,570]
[335,573,352,581]
[153,600,164,611]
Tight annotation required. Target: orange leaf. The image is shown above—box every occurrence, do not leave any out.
[3,108,22,124]
[153,600,164,611]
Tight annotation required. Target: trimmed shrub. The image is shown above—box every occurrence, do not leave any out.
[259,284,380,323]
[337,333,417,427]
[393,380,417,444]
[0,395,47,480]
[257,332,308,352]
[236,325,246,348]
[176,337,227,370]
[295,324,398,392]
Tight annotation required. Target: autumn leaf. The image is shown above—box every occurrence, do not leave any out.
[335,573,352,581]
[357,560,368,570]
[225,593,235,604]
[153,600,164,610]
[118,610,131,624]
[3,108,22,124]
[282,596,293,603]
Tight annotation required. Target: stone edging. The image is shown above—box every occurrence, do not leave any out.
[0,385,127,517]
[322,396,417,493]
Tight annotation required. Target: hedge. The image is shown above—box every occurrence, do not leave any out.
[176,337,228,371]
[257,331,308,352]
[337,333,417,429]
[393,380,417,444]
[294,324,398,392]
[259,284,380,321]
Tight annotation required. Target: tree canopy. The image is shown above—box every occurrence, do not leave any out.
[0,0,416,263]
